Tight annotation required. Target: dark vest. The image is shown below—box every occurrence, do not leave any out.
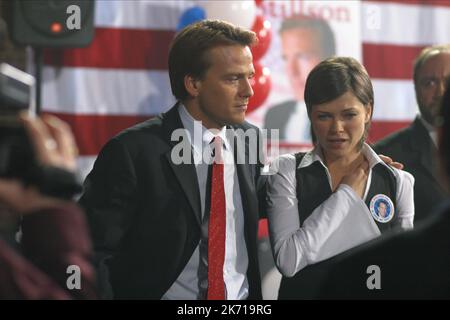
[278,152,398,299]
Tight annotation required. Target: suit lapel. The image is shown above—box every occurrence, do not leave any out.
[161,108,259,227]
[230,130,258,229]
[409,118,440,182]
[162,104,202,226]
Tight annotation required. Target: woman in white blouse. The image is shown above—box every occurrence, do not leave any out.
[265,57,414,298]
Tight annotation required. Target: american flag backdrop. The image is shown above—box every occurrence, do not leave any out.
[40,0,450,180]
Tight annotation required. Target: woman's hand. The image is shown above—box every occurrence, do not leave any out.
[341,159,370,199]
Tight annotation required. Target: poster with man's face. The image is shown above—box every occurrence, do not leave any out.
[246,1,361,153]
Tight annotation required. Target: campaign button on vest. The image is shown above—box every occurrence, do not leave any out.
[370,194,395,223]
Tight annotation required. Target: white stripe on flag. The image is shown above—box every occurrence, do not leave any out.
[42,67,176,115]
[95,0,195,30]
[42,65,418,121]
[362,1,450,46]
[372,79,418,121]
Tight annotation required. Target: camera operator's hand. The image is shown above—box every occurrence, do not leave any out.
[0,180,64,214]
[20,113,78,171]
[0,114,79,214]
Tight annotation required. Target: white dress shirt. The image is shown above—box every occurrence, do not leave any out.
[163,104,249,299]
[266,144,415,277]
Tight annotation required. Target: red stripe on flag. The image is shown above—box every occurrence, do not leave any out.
[366,0,450,8]
[44,113,412,156]
[44,112,152,156]
[41,28,430,82]
[368,120,411,142]
[363,43,425,79]
[43,28,175,70]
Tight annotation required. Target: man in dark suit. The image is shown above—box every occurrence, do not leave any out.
[264,16,336,142]
[317,79,450,300]
[375,44,450,223]
[79,20,264,299]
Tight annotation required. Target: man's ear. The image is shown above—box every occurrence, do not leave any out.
[184,75,201,98]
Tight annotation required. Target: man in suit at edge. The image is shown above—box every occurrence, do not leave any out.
[78,20,264,299]
[263,15,336,143]
[375,44,450,223]
[317,78,450,299]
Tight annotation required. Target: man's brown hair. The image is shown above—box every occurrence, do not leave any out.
[168,19,257,101]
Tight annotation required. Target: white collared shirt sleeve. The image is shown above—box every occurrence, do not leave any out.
[392,168,415,230]
[266,155,380,277]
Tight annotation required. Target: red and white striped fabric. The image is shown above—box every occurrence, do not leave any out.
[40,0,450,180]
[42,0,191,178]
[363,0,450,142]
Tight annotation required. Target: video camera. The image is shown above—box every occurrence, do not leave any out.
[0,62,36,181]
[0,62,81,199]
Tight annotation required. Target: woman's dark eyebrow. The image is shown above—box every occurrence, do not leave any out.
[342,108,358,112]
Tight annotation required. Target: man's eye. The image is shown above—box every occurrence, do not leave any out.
[344,113,357,119]
[318,114,330,120]
[422,79,437,87]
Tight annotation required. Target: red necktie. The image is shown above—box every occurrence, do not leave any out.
[207,136,226,300]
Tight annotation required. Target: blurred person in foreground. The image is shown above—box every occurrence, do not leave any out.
[0,114,96,299]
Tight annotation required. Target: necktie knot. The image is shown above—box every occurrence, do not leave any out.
[211,136,224,163]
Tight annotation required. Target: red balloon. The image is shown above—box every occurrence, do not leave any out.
[251,15,272,61]
[248,62,271,113]
[254,0,264,7]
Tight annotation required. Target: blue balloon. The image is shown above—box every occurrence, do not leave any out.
[177,6,206,31]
